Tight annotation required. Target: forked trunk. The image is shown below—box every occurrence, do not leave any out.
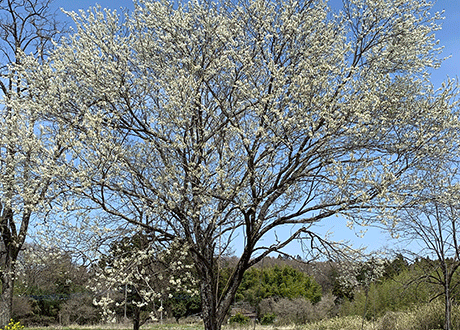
[197,248,252,330]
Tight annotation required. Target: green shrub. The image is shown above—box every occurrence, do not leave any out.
[260,313,276,325]
[378,311,401,330]
[228,313,250,325]
[58,293,101,325]
[300,301,460,330]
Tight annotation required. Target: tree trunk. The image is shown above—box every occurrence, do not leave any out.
[445,282,452,330]
[200,271,223,330]
[0,261,15,328]
[133,305,140,330]
[0,211,24,329]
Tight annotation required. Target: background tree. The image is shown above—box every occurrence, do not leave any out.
[168,292,201,323]
[381,254,409,280]
[219,264,322,323]
[338,262,434,322]
[391,165,460,330]
[13,243,92,326]
[335,256,386,328]
[17,0,459,330]
[16,244,88,297]
[220,265,321,309]
[91,233,197,330]
[0,0,63,326]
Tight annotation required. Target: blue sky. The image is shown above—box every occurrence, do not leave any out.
[52,0,460,256]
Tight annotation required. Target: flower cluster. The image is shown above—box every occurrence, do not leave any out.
[3,320,23,330]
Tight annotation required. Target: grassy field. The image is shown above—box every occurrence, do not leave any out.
[20,320,448,330]
[24,324,204,330]
[19,318,445,330]
[21,300,457,330]
[23,325,205,330]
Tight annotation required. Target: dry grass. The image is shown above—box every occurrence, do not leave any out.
[23,300,460,330]
[24,323,204,330]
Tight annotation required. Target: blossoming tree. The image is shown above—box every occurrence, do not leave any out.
[16,0,460,329]
[91,234,197,330]
[0,0,63,326]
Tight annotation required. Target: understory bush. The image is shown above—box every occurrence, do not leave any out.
[12,296,56,327]
[377,300,460,330]
[259,313,276,325]
[228,313,250,325]
[12,297,34,321]
[303,315,368,330]
[339,270,433,319]
[303,300,460,330]
[258,294,337,325]
[58,293,101,325]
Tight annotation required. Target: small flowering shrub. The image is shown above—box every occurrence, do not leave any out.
[3,320,24,330]
[258,294,337,325]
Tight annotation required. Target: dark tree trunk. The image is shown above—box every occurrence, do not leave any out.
[133,305,140,330]
[0,210,27,329]
[0,259,15,328]
[201,280,223,330]
[198,259,223,330]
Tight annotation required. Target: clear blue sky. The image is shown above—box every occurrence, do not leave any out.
[52,0,460,256]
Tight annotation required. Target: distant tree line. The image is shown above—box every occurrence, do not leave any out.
[7,242,460,328]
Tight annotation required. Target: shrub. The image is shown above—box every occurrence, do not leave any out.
[340,269,433,319]
[58,293,101,325]
[228,313,250,325]
[260,313,276,325]
[378,311,401,330]
[258,294,337,325]
[12,296,33,320]
[376,300,460,330]
[303,315,369,330]
[301,301,460,330]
